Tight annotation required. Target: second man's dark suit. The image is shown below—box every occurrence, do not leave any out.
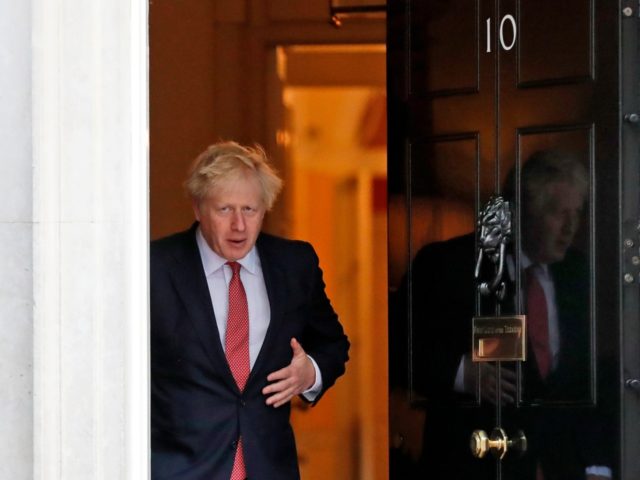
[151,224,350,480]
[392,233,611,480]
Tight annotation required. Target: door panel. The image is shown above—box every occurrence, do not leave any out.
[514,126,594,406]
[417,0,480,95]
[517,0,593,85]
[388,0,628,479]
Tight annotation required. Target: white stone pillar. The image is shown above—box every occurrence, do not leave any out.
[0,0,34,478]
[32,1,149,479]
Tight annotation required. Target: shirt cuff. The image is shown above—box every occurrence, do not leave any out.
[585,466,612,478]
[301,355,323,402]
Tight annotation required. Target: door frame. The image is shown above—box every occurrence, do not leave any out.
[32,1,150,478]
[621,6,640,479]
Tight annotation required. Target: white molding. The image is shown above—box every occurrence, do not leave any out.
[127,0,151,477]
[32,0,62,476]
[32,1,149,479]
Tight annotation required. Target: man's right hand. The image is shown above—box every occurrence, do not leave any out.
[463,356,517,405]
[262,338,316,408]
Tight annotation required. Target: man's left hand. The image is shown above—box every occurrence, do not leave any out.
[263,338,316,407]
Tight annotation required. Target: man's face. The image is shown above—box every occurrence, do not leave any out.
[193,171,266,261]
[523,181,585,264]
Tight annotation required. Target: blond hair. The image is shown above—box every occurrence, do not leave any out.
[504,150,588,214]
[185,141,283,210]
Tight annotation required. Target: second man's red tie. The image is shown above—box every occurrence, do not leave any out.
[526,265,552,379]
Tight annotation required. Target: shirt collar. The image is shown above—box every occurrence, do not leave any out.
[195,227,260,276]
[506,250,549,279]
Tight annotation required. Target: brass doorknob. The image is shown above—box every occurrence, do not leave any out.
[470,428,527,459]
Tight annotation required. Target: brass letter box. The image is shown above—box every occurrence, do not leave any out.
[472,315,526,362]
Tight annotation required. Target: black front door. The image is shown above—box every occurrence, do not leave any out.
[388,1,640,479]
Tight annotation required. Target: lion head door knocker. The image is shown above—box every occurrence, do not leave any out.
[475,196,512,301]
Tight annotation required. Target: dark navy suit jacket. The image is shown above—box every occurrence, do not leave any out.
[151,224,349,480]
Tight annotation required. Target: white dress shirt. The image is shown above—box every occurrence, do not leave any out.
[512,253,560,371]
[195,228,322,400]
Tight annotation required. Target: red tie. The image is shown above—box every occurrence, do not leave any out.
[526,265,552,379]
[226,262,250,480]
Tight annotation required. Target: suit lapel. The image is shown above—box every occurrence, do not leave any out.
[247,235,286,386]
[169,226,239,393]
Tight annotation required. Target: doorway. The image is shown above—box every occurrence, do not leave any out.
[271,44,388,480]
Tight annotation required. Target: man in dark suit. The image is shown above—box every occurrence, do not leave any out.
[392,151,612,479]
[151,141,350,480]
